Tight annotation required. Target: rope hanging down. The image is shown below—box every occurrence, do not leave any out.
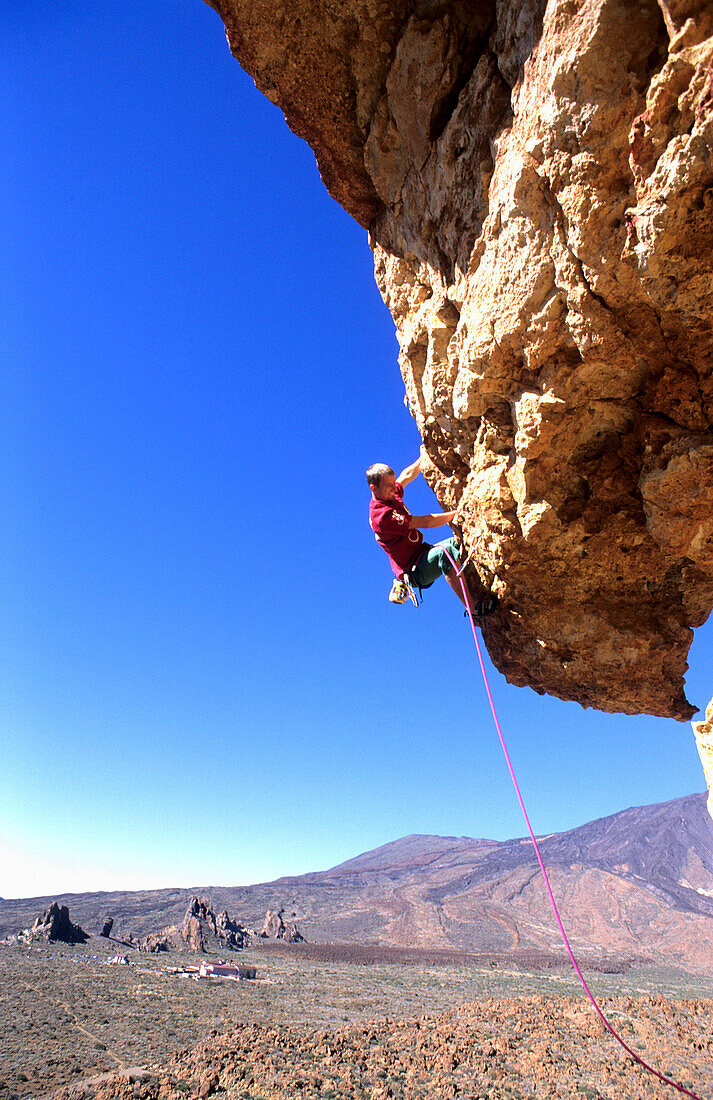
[444,547,705,1100]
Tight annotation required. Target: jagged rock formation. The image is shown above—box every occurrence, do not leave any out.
[283,922,306,943]
[207,0,713,718]
[1,902,91,946]
[693,697,713,818]
[260,907,306,942]
[139,932,172,953]
[139,896,251,953]
[260,907,284,938]
[0,797,709,964]
[33,902,89,944]
[216,906,252,947]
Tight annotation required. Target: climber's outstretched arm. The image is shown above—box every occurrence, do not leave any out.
[409,511,456,529]
[397,445,429,488]
[396,455,421,487]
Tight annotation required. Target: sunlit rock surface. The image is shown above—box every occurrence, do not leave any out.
[693,698,713,819]
[206,0,713,718]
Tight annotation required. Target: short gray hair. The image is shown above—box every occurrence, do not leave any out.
[366,463,394,488]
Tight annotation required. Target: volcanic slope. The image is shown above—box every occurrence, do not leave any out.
[2,794,711,969]
[264,791,713,969]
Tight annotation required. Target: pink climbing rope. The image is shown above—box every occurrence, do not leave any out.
[445,548,705,1100]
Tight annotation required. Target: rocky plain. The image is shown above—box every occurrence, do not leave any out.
[2,794,712,1099]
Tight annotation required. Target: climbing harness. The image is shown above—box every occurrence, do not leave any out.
[389,541,473,610]
[443,546,705,1100]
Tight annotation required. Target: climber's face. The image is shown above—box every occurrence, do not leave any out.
[373,472,397,503]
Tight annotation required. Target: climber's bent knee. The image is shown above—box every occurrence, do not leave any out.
[410,537,460,589]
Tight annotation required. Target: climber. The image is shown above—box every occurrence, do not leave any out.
[366,448,497,614]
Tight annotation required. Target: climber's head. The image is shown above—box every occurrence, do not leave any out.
[366,463,397,502]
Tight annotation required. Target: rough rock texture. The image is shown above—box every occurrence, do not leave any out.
[283,920,306,942]
[6,902,92,945]
[260,906,306,942]
[692,696,713,818]
[51,998,713,1100]
[207,0,713,718]
[260,906,285,938]
[216,906,252,947]
[34,902,89,944]
[139,932,172,953]
[139,896,251,953]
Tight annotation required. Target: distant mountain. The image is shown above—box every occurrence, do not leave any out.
[2,793,711,970]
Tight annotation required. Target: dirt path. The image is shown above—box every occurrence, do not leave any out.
[19,979,129,1073]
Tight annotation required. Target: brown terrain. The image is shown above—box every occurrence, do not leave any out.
[55,997,713,1100]
[2,792,711,969]
[205,0,713,724]
[2,936,712,1100]
[2,794,713,1098]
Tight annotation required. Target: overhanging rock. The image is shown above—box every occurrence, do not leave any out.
[206,0,713,718]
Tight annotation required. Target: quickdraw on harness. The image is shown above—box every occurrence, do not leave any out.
[387,543,474,609]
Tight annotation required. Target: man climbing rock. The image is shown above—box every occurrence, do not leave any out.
[366,448,497,615]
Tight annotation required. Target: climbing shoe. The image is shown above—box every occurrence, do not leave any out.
[471,594,499,618]
[389,579,409,604]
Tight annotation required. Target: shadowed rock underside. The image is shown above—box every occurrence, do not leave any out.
[206,0,713,718]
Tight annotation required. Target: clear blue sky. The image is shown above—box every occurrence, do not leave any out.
[2,0,710,900]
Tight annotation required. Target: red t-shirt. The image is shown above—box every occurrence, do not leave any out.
[369,482,424,577]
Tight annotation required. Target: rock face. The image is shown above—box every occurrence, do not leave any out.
[207,0,713,718]
[260,907,285,938]
[693,696,713,818]
[260,907,306,942]
[139,932,172,953]
[29,902,89,944]
[139,896,251,953]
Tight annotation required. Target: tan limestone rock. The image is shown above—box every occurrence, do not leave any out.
[207,0,713,717]
[692,699,713,820]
